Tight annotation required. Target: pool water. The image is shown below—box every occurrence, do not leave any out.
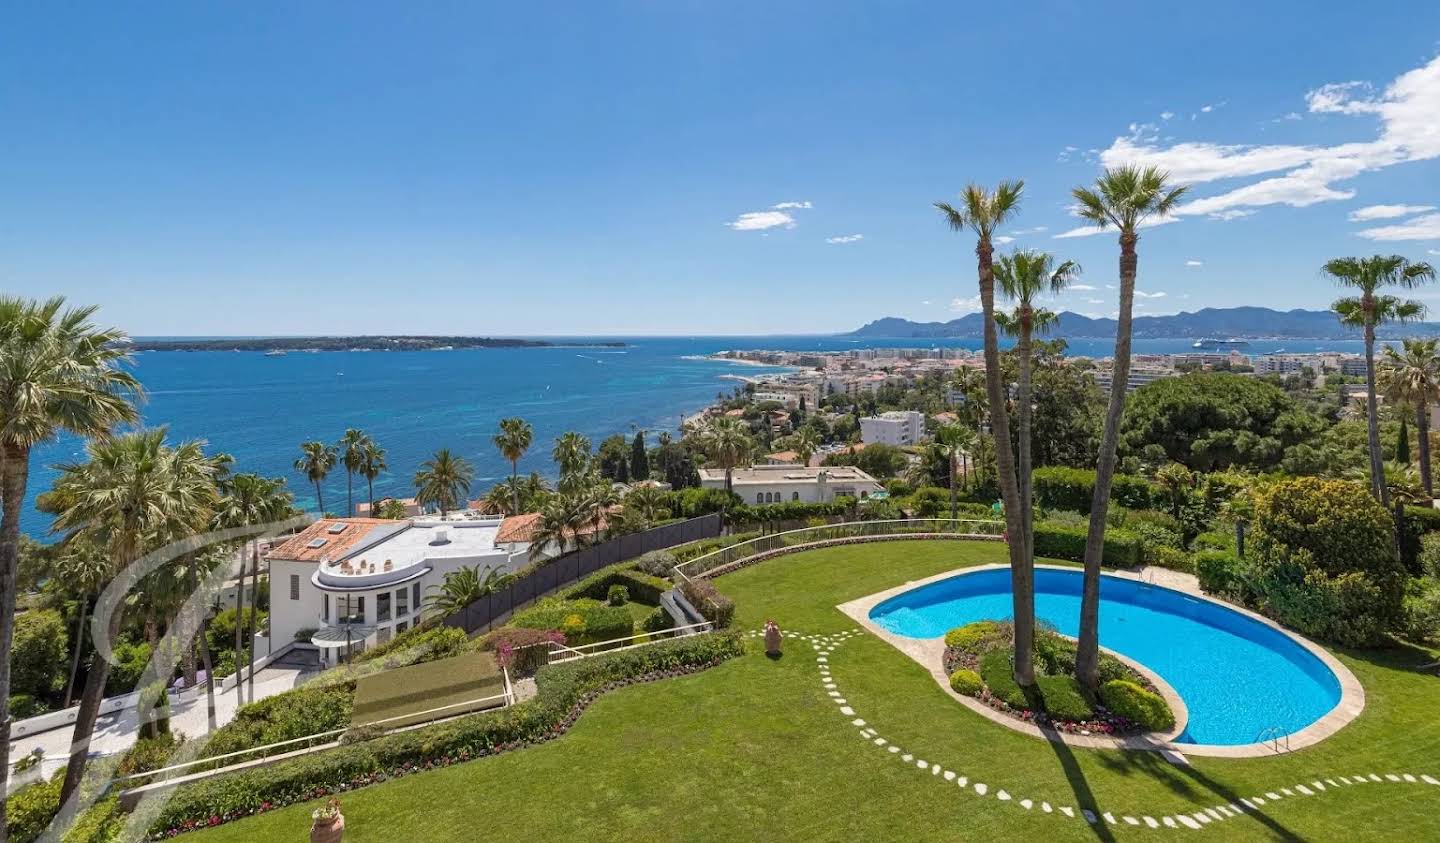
[869,567,1342,746]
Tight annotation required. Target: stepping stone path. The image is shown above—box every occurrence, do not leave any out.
[748,626,1440,833]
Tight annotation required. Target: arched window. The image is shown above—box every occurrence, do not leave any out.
[792,492,800,501]
[756,492,764,504]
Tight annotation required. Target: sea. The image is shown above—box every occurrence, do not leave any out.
[18,334,1371,538]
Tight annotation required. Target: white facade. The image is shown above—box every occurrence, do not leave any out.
[268,514,519,665]
[860,410,925,446]
[698,464,883,504]
[752,391,799,409]
[1092,366,1173,393]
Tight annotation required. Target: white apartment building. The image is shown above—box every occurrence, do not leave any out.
[1339,356,1368,376]
[1253,355,1310,375]
[1092,366,1174,393]
[698,465,883,504]
[268,514,520,665]
[861,410,926,446]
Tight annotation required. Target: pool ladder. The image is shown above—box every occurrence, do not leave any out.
[1257,726,1291,754]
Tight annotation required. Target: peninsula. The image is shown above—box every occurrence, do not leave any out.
[128,336,627,353]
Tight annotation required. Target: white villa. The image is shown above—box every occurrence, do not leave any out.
[699,464,883,504]
[860,410,925,447]
[267,513,521,665]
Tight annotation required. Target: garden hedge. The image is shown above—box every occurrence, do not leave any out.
[509,598,634,644]
[678,578,736,628]
[562,562,670,605]
[148,632,744,837]
[1098,679,1174,732]
[1032,523,1143,568]
[1032,466,1155,514]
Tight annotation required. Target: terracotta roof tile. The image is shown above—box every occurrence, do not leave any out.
[268,518,398,563]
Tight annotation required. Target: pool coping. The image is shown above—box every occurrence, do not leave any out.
[836,562,1365,759]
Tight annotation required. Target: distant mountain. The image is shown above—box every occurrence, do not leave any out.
[847,307,1440,341]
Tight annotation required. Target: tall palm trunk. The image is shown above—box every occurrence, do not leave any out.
[1017,318,1036,608]
[1076,232,1137,689]
[0,443,32,826]
[366,476,375,513]
[511,459,521,515]
[346,472,354,517]
[233,544,247,704]
[64,593,89,708]
[1363,309,1389,507]
[948,453,958,520]
[313,480,325,516]
[59,603,124,805]
[1418,399,1433,498]
[977,242,1035,686]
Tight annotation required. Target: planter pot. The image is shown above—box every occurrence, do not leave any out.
[311,814,344,843]
[763,622,782,656]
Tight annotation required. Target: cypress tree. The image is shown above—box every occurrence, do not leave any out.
[630,431,650,480]
[1398,416,1411,465]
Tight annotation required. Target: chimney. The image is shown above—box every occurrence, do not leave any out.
[433,528,450,545]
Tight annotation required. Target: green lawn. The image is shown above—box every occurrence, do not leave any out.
[351,651,506,728]
[193,540,1440,841]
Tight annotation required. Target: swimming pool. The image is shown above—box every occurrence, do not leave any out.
[868,567,1344,746]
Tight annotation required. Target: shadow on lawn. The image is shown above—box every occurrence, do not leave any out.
[1040,726,1115,842]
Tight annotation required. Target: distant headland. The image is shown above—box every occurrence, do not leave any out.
[127,336,627,353]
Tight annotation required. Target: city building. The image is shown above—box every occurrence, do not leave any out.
[1092,366,1174,393]
[698,464,883,504]
[861,410,926,446]
[267,514,519,666]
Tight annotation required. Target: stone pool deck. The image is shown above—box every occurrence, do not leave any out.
[837,562,1365,760]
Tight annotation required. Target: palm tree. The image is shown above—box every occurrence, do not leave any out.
[1328,255,1436,506]
[337,428,370,516]
[793,426,821,468]
[616,484,669,534]
[425,564,513,619]
[552,431,592,494]
[52,540,111,709]
[533,492,589,557]
[933,424,971,519]
[493,418,534,514]
[1380,338,1440,497]
[293,440,337,515]
[1070,165,1188,690]
[214,472,294,702]
[995,249,1080,579]
[413,449,474,518]
[935,181,1037,686]
[701,418,753,497]
[1154,462,1194,520]
[0,296,140,817]
[358,439,387,514]
[47,430,221,806]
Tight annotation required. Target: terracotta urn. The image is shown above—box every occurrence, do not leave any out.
[310,814,344,843]
[764,619,782,656]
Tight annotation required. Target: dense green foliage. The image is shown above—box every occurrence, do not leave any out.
[150,632,743,837]
[678,578,735,628]
[201,684,356,759]
[1119,373,1326,471]
[1098,680,1174,732]
[1194,549,1242,595]
[351,625,469,669]
[10,609,68,700]
[1031,466,1155,513]
[948,668,981,696]
[562,562,670,605]
[510,598,636,644]
[5,776,61,843]
[1031,523,1142,567]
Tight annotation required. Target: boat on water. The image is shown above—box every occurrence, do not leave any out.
[1191,337,1251,349]
[264,349,287,357]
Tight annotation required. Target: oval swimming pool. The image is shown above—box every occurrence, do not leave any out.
[869,567,1343,746]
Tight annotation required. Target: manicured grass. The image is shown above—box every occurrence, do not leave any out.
[351,651,505,728]
[193,541,1440,841]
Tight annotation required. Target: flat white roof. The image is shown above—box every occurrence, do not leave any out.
[698,465,881,485]
[315,520,507,586]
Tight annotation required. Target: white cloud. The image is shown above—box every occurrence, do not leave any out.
[1348,203,1437,221]
[772,201,813,210]
[1208,209,1256,221]
[1186,260,1204,267]
[1430,249,1440,256]
[949,295,982,314]
[994,235,1016,245]
[1086,298,1104,304]
[825,234,864,245]
[1055,215,1180,239]
[1135,290,1168,298]
[1160,111,1175,121]
[1355,212,1440,241]
[921,300,932,306]
[1008,226,1049,236]
[1067,56,1440,229]
[1070,284,1097,291]
[726,211,795,231]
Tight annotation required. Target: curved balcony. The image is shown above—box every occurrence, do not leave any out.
[312,557,431,591]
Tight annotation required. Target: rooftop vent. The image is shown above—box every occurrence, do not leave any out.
[307,538,328,549]
[431,528,451,546]
[327,523,348,535]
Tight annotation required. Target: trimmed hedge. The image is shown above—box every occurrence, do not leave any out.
[678,579,736,628]
[641,606,675,634]
[943,621,1003,653]
[948,668,982,697]
[510,598,635,645]
[1032,523,1143,568]
[149,632,744,837]
[476,627,565,676]
[351,625,468,669]
[1033,466,1155,513]
[978,650,1027,708]
[1194,550,1241,595]
[1099,679,1174,732]
[6,776,60,843]
[1034,675,1094,722]
[562,562,670,605]
[200,684,355,760]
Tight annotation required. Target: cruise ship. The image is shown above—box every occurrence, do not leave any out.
[1191,338,1251,349]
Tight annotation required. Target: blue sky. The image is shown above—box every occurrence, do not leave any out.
[3,3,1439,336]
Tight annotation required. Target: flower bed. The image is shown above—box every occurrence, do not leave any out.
[940,620,1172,737]
[147,631,743,838]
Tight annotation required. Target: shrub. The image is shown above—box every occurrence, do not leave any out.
[634,550,679,577]
[978,650,1027,708]
[11,610,68,700]
[6,776,61,843]
[61,797,125,843]
[678,579,735,628]
[1402,579,1440,645]
[8,694,47,719]
[352,624,468,668]
[1148,545,1194,574]
[1034,675,1094,721]
[1195,550,1242,595]
[1098,679,1174,732]
[1246,477,1407,647]
[563,562,670,605]
[671,531,762,564]
[150,632,744,837]
[1032,523,1142,568]
[943,621,1002,654]
[510,598,635,644]
[117,732,185,779]
[201,684,355,759]
[606,584,630,606]
[477,627,565,675]
[642,606,675,634]
[1400,505,1440,574]
[1419,532,1440,580]
[104,639,153,696]
[1192,530,1233,552]
[206,607,267,657]
[1032,466,1154,513]
[948,668,982,697]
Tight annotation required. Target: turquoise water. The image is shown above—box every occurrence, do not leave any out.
[869,567,1343,746]
[21,334,1369,538]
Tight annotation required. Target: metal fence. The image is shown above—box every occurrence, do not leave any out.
[441,513,722,632]
[673,518,1005,582]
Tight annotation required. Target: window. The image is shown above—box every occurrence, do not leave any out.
[396,586,409,617]
[377,626,392,645]
[377,592,391,622]
[322,594,329,622]
[396,621,408,635]
[413,582,421,611]
[289,574,300,601]
[337,595,365,624]
[756,492,764,503]
[792,492,799,501]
